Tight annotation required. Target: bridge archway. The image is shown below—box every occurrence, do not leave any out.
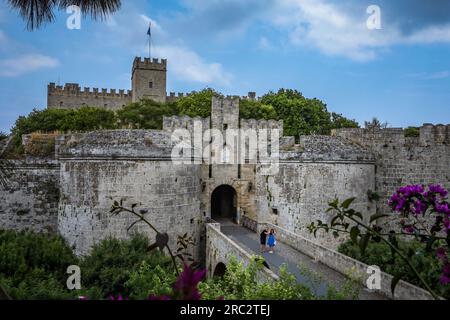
[211,185,237,222]
[213,262,227,278]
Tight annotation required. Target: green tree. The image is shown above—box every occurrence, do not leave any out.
[261,89,331,138]
[11,107,117,148]
[116,99,178,129]
[330,112,359,130]
[364,117,389,131]
[239,99,277,120]
[177,88,223,118]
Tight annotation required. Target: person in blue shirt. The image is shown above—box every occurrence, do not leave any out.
[267,229,276,253]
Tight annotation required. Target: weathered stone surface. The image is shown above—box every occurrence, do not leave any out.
[333,126,450,214]
[255,161,376,249]
[0,159,59,233]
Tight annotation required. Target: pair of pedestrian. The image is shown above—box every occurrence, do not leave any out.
[260,228,276,253]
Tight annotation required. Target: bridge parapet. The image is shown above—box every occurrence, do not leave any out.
[205,223,278,281]
[258,222,436,300]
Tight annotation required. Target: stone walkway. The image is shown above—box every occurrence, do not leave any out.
[219,222,386,300]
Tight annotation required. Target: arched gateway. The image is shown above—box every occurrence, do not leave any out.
[211,185,237,222]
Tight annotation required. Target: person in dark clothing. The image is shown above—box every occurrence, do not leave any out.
[260,228,269,253]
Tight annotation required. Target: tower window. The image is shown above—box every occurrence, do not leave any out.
[149,81,153,88]
[223,124,228,130]
[59,101,63,106]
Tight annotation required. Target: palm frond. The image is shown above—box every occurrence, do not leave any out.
[7,0,56,30]
[8,0,122,30]
[59,0,121,20]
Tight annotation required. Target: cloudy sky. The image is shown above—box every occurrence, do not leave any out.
[0,0,449,132]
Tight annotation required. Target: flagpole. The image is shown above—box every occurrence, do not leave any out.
[148,22,152,59]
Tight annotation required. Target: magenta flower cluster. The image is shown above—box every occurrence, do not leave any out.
[389,184,450,233]
[149,263,206,300]
[389,184,450,286]
[437,248,450,285]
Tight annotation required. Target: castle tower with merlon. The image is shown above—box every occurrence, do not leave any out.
[47,82,132,110]
[47,57,168,109]
[131,57,167,103]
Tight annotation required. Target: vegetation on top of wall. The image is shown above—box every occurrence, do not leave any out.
[177,88,222,118]
[0,132,8,141]
[404,127,420,138]
[260,89,359,138]
[11,107,117,148]
[23,132,58,157]
[116,99,179,129]
[8,88,360,156]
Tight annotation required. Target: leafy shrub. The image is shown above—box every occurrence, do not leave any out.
[79,233,173,299]
[117,99,178,129]
[11,107,117,150]
[23,132,58,157]
[199,257,316,300]
[125,262,177,299]
[239,99,277,120]
[0,230,78,299]
[177,88,221,118]
[404,127,420,137]
[0,132,8,141]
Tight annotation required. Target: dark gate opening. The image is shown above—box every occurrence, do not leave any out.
[211,185,237,222]
[213,262,227,278]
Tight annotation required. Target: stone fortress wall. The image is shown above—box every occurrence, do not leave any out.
[47,83,132,110]
[332,124,450,214]
[55,130,203,257]
[2,54,448,257]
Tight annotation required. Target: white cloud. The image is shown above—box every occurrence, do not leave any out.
[267,0,450,61]
[154,45,232,86]
[100,7,233,86]
[0,54,59,77]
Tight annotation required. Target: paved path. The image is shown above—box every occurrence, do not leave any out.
[219,222,386,300]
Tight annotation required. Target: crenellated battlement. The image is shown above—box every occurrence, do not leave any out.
[332,124,450,147]
[166,92,192,102]
[48,83,132,97]
[240,118,284,136]
[163,115,210,133]
[132,57,167,71]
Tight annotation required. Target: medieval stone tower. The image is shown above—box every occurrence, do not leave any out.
[131,57,167,103]
[47,57,168,109]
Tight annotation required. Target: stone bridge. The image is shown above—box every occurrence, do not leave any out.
[205,219,435,300]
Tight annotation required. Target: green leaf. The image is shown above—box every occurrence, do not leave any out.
[370,213,389,224]
[332,231,339,239]
[425,236,436,253]
[341,197,356,209]
[329,199,339,209]
[391,273,404,297]
[350,226,360,245]
[359,233,370,255]
[353,211,363,221]
[330,215,340,227]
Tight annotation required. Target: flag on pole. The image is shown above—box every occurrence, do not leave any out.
[147,22,151,36]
